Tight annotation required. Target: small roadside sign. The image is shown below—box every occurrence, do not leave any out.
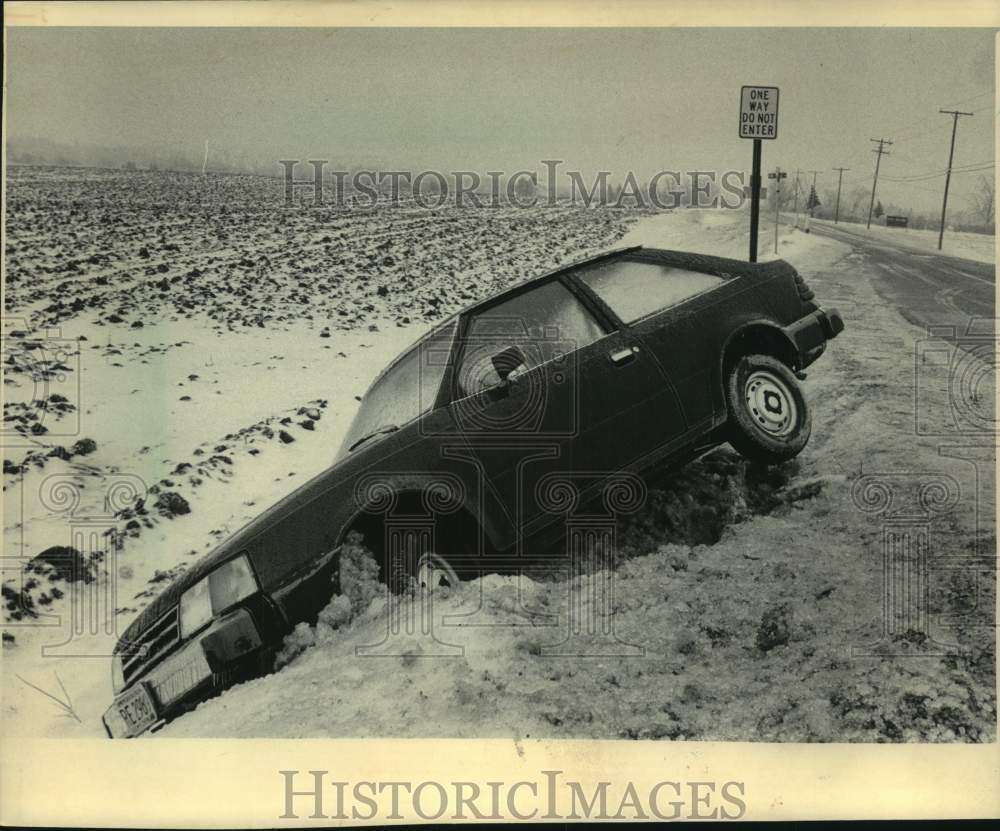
[740,86,779,140]
[740,85,779,262]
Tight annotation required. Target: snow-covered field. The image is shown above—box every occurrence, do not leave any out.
[807,216,995,264]
[1,165,648,735]
[2,167,994,742]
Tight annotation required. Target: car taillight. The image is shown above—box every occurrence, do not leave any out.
[793,272,815,302]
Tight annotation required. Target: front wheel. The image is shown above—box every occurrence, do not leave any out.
[725,354,811,464]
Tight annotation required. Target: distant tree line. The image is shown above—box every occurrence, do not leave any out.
[807,174,995,235]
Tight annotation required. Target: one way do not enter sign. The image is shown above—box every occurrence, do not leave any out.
[739,86,779,139]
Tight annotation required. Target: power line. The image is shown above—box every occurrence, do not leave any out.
[937,88,994,112]
[879,88,992,141]
[835,162,993,197]
[812,93,992,209]
[882,161,995,183]
[891,121,952,144]
[881,178,956,196]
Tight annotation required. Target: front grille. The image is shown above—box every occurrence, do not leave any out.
[121,606,181,686]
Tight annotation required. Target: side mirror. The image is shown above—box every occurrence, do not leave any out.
[491,345,526,383]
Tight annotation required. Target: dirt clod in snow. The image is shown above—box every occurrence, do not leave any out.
[153,491,191,518]
[756,603,793,651]
[27,546,95,583]
[71,438,97,456]
[617,448,802,557]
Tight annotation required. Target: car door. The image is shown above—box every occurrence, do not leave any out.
[565,283,687,478]
[448,276,681,543]
[573,255,733,430]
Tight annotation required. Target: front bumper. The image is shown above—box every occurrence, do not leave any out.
[783,307,844,369]
[103,606,264,738]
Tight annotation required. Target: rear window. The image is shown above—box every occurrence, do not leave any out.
[578,260,725,323]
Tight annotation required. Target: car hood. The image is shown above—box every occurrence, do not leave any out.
[117,439,373,651]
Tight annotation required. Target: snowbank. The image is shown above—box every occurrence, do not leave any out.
[620,207,834,265]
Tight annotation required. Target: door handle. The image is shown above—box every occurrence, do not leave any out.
[609,345,640,365]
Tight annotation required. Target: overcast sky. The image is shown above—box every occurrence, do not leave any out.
[5,27,996,211]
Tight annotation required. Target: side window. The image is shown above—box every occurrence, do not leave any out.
[456,280,605,398]
[578,260,725,324]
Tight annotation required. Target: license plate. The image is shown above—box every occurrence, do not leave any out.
[114,684,158,737]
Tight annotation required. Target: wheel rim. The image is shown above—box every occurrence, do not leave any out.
[416,553,458,591]
[743,370,797,437]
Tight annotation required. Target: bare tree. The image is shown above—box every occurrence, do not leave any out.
[768,179,795,211]
[847,186,868,221]
[970,174,995,228]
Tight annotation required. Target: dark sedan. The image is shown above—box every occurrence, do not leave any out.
[103,244,843,737]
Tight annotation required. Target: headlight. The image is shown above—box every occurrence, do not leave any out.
[179,574,212,640]
[208,554,256,611]
[111,653,125,694]
[179,555,258,640]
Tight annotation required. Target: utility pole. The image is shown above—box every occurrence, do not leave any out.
[867,138,892,229]
[937,109,974,250]
[792,169,802,218]
[832,167,850,224]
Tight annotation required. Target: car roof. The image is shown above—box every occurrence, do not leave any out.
[461,244,643,314]
[366,244,643,387]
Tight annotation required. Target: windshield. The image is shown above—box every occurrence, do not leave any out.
[338,318,457,458]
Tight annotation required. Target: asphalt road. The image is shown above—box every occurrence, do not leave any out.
[808,221,995,347]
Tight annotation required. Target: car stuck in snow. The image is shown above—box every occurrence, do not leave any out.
[103,245,843,738]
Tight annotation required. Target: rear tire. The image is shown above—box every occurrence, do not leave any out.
[725,353,811,464]
[415,552,459,591]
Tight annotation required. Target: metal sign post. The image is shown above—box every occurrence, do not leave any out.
[739,86,779,262]
[748,140,762,261]
[768,167,787,255]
